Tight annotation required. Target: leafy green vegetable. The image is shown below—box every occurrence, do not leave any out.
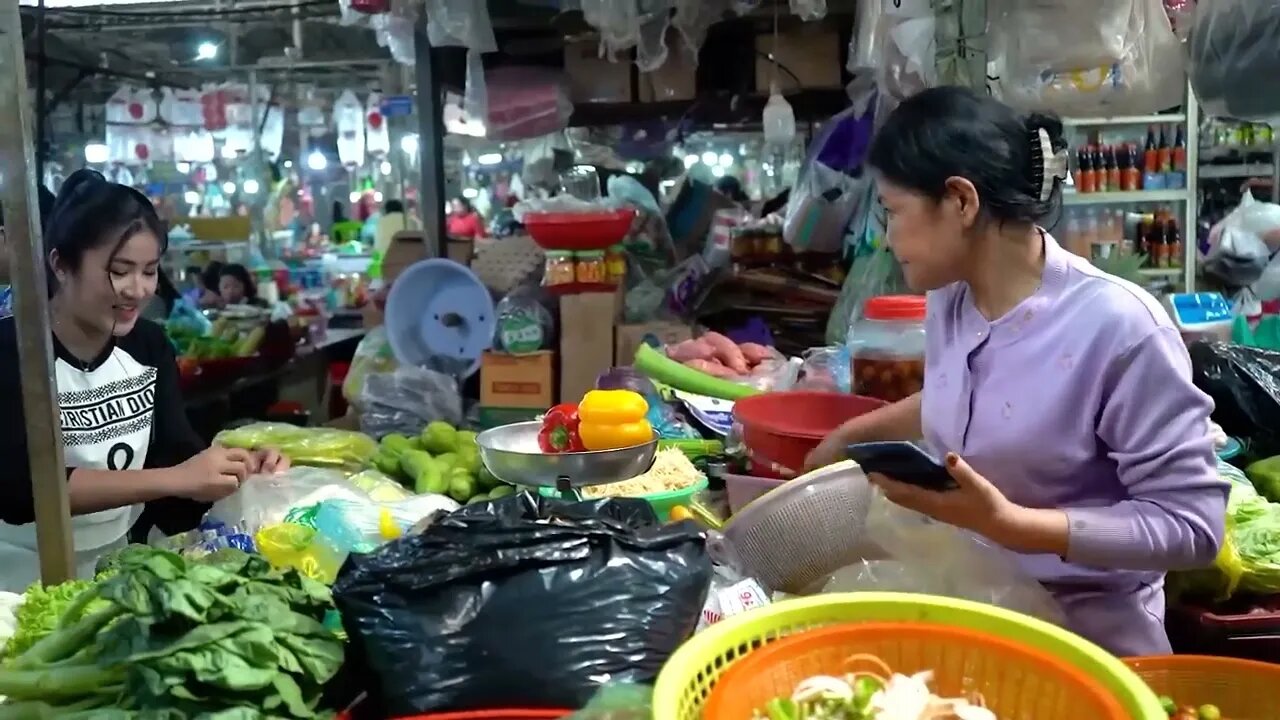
[1246,455,1280,503]
[0,578,106,661]
[0,548,343,719]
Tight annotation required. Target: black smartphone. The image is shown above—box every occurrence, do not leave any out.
[845,441,959,492]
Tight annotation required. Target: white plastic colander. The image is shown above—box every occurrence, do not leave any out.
[719,461,879,594]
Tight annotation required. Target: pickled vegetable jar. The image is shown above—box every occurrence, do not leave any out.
[575,250,607,284]
[605,245,627,284]
[848,295,926,403]
[543,251,576,286]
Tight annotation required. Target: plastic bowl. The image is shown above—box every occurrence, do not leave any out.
[704,622,1127,720]
[733,391,887,478]
[523,209,636,251]
[539,475,709,521]
[1124,655,1280,719]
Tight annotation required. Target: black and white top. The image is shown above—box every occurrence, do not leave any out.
[0,318,205,590]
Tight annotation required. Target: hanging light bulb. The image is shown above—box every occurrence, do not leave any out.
[221,181,237,195]
[700,151,717,166]
[307,150,328,171]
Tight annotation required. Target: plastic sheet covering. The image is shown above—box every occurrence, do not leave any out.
[1190,341,1280,460]
[582,0,640,60]
[1188,0,1280,122]
[424,0,497,52]
[822,490,1067,624]
[790,0,827,21]
[992,0,1184,117]
[673,0,738,58]
[635,3,672,72]
[332,493,712,716]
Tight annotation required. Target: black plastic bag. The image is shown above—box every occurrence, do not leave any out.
[333,492,712,717]
[1190,341,1280,457]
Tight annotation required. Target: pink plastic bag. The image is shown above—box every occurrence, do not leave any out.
[483,66,572,141]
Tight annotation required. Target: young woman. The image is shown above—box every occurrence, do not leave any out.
[0,170,287,591]
[217,263,267,308]
[445,197,485,240]
[805,87,1226,656]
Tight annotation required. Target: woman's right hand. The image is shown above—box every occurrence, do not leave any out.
[170,446,253,502]
[804,428,853,472]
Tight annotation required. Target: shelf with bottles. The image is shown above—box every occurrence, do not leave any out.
[1065,121,1189,200]
[1058,204,1187,275]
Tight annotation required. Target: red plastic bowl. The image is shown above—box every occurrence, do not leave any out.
[523,209,636,251]
[733,391,886,478]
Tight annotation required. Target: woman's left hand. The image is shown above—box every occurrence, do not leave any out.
[868,452,1020,541]
[249,448,290,475]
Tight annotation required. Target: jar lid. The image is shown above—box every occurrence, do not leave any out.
[576,250,605,259]
[545,251,572,259]
[864,295,926,321]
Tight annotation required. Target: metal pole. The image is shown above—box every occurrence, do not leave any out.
[35,0,46,183]
[413,23,446,257]
[0,1,75,584]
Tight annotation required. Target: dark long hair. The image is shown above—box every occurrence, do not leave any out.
[218,263,258,302]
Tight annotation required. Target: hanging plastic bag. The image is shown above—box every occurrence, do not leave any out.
[582,0,641,60]
[1188,0,1280,122]
[357,365,464,440]
[332,493,712,716]
[877,0,936,104]
[483,66,573,141]
[823,489,1066,624]
[1190,341,1280,459]
[424,0,497,52]
[462,49,489,125]
[635,5,671,72]
[790,0,827,21]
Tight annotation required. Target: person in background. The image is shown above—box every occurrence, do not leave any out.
[375,199,423,255]
[0,169,288,590]
[193,261,225,309]
[0,186,58,318]
[446,196,486,240]
[217,263,266,308]
[804,86,1226,657]
[714,175,750,205]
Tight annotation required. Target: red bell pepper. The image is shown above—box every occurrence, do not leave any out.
[538,403,585,453]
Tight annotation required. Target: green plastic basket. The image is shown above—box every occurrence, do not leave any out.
[653,592,1166,720]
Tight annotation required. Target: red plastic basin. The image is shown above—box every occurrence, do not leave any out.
[523,209,636,251]
[733,391,887,478]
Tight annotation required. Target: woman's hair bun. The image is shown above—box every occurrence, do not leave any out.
[1024,111,1067,152]
[55,168,106,207]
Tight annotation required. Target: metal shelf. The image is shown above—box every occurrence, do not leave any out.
[1138,267,1184,277]
[1064,113,1187,126]
[1199,163,1275,179]
[1063,189,1189,205]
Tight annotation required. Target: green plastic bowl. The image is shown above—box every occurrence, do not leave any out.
[539,475,709,521]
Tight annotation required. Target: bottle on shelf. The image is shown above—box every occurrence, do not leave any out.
[1076,146,1096,193]
[1170,125,1187,189]
[1143,126,1165,190]
[1164,215,1183,269]
[1121,143,1141,191]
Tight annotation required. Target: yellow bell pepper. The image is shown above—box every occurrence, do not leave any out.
[577,389,653,450]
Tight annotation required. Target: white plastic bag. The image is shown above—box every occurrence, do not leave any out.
[424,0,497,52]
[208,467,370,536]
[822,490,1067,624]
[581,0,640,60]
[1188,0,1280,122]
[1204,190,1280,289]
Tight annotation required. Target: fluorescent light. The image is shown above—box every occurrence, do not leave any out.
[220,145,238,160]
[197,42,219,61]
[183,190,200,205]
[711,165,725,178]
[283,160,293,168]
[221,181,237,194]
[683,154,698,169]
[700,151,717,166]
[176,162,191,173]
[400,135,418,156]
[379,161,392,176]
[84,142,109,164]
[242,179,260,194]
[718,153,733,168]
[462,187,478,199]
[476,153,502,166]
[373,191,384,203]
[349,191,361,203]
[306,151,327,171]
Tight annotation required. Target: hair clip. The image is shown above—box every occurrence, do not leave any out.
[1036,127,1069,201]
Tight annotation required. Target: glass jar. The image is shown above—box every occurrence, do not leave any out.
[847,295,927,403]
[543,251,576,287]
[604,245,627,284]
[575,250,607,284]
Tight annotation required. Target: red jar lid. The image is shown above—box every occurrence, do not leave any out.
[864,295,926,321]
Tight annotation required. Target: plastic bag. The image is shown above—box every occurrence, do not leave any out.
[790,0,827,21]
[1188,0,1280,122]
[795,346,852,393]
[424,0,497,52]
[581,0,640,60]
[1204,190,1280,292]
[565,683,652,720]
[357,366,463,440]
[992,0,1184,117]
[1190,341,1280,459]
[875,0,935,104]
[333,493,712,716]
[822,490,1066,625]
[483,66,573,142]
[208,467,371,536]
[493,285,554,353]
[344,327,398,407]
[214,423,379,470]
[313,494,461,553]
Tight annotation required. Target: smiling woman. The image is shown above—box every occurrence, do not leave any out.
[0,169,289,592]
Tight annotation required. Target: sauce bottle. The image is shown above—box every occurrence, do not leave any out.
[1090,145,1105,192]
[1076,147,1096,193]
[1104,145,1122,192]
[1169,126,1187,189]
[1148,212,1168,268]
[1165,217,1182,269]
[1143,128,1165,190]
[1157,125,1173,173]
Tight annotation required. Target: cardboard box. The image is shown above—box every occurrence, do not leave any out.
[383,230,429,283]
[480,351,554,409]
[565,38,632,104]
[616,321,693,366]
[559,293,617,404]
[754,27,842,93]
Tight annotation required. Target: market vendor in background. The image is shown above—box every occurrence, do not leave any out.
[374,198,422,255]
[218,262,268,308]
[805,86,1227,657]
[445,196,486,241]
[0,170,288,591]
[0,185,57,319]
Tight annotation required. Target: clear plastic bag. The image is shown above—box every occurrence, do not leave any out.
[357,365,463,440]
[344,327,398,407]
[313,494,461,553]
[1204,190,1280,289]
[1188,0,1280,122]
[822,490,1067,625]
[794,346,852,393]
[208,467,372,536]
[790,0,827,21]
[581,0,641,60]
[214,423,379,470]
[565,683,653,720]
[424,0,497,52]
[993,0,1184,117]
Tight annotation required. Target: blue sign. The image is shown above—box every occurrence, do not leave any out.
[381,95,414,118]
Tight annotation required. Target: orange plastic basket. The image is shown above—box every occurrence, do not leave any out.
[1125,655,1280,720]
[703,622,1127,720]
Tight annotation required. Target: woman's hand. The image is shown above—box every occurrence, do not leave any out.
[870,452,1021,541]
[170,446,253,503]
[805,431,851,472]
[250,448,290,475]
